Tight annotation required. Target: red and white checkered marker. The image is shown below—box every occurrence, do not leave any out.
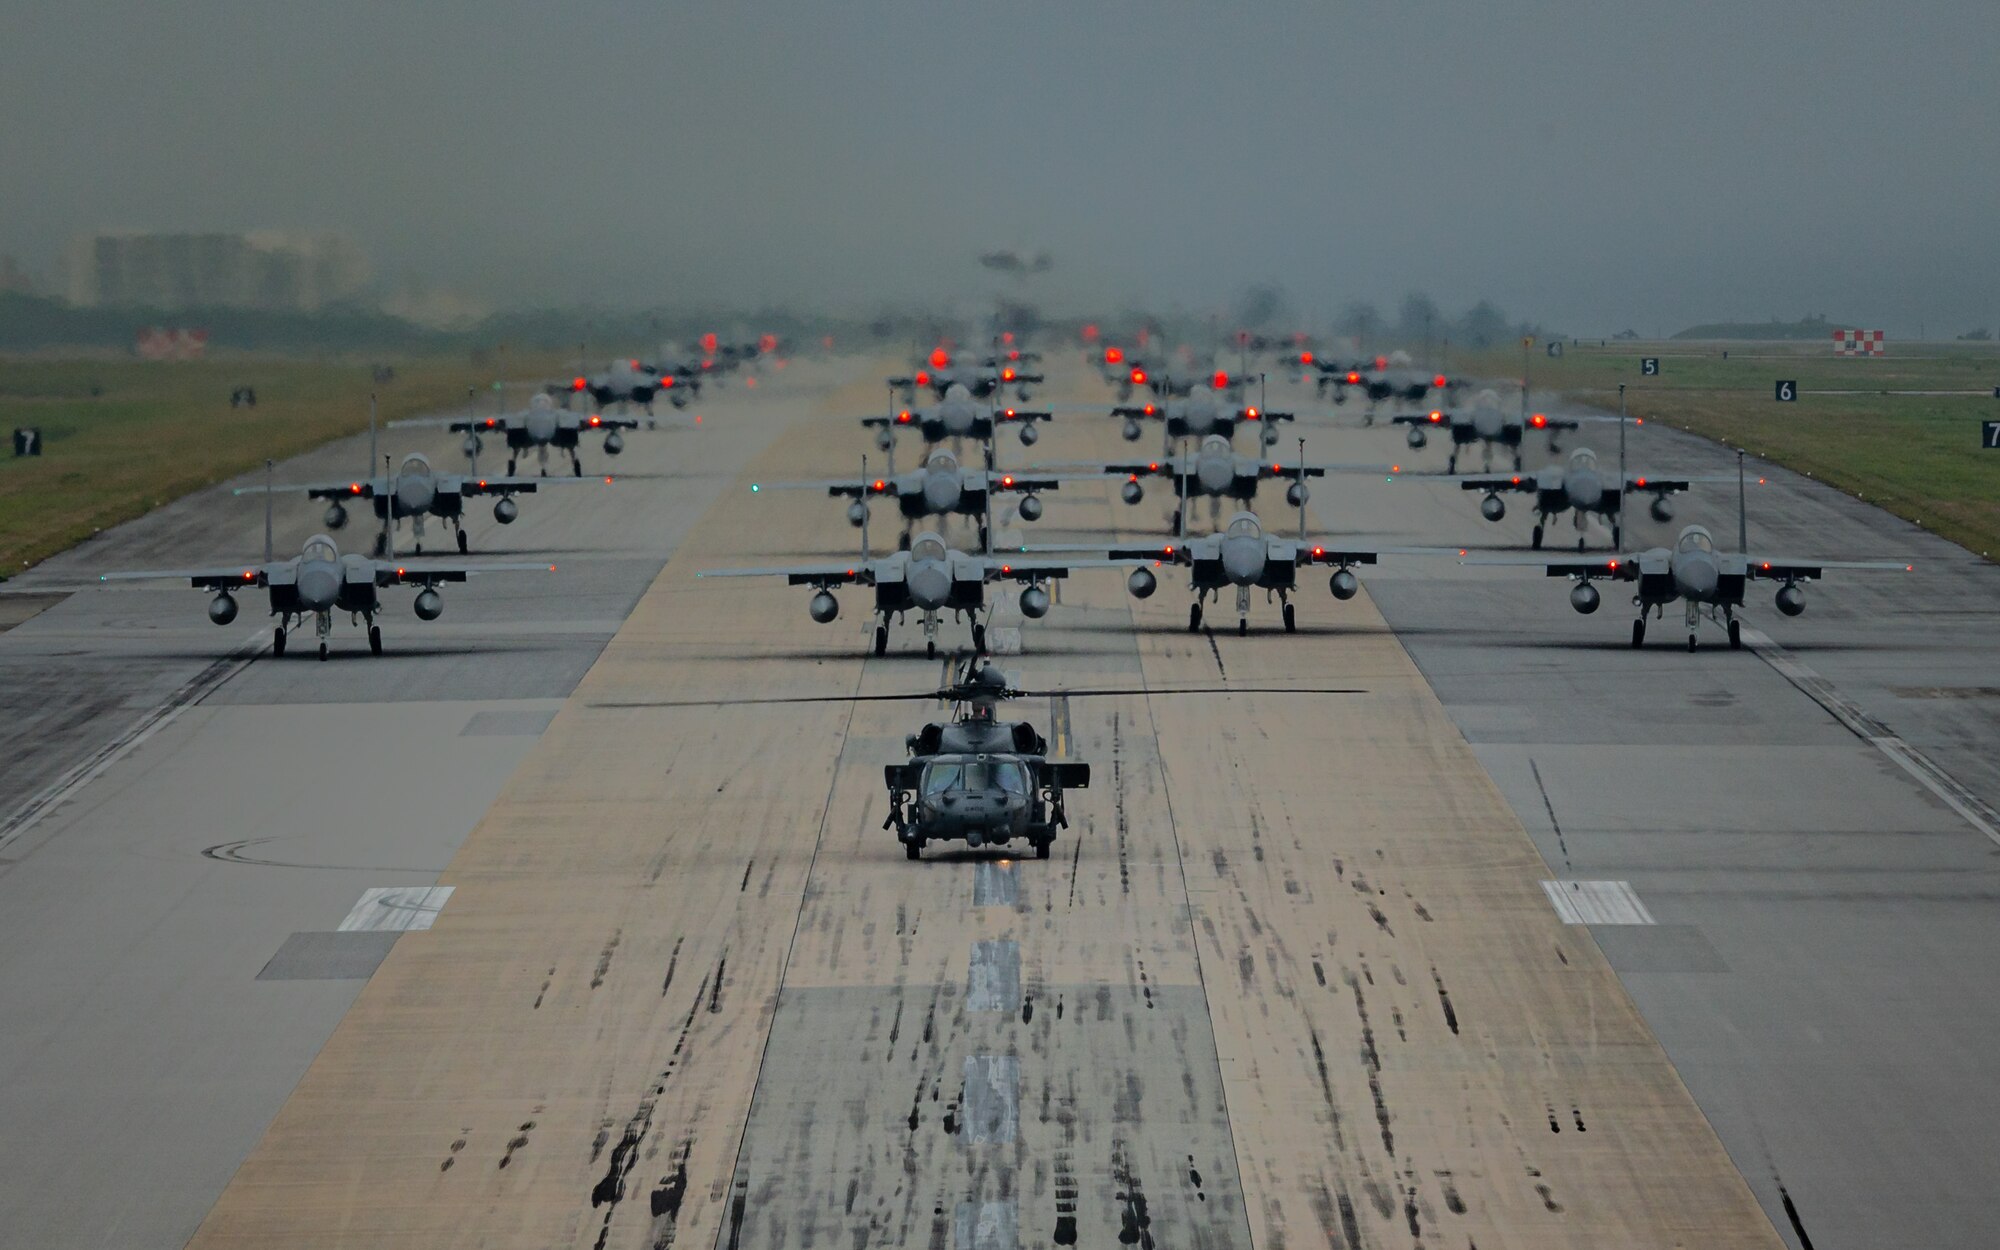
[1832,329,1885,356]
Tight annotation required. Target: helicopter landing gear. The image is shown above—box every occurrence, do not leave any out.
[1631,617,1646,648]
[1034,837,1053,861]
[905,839,922,861]
[368,623,383,655]
[873,624,889,657]
[273,623,287,657]
[1188,601,1203,631]
[1283,601,1297,633]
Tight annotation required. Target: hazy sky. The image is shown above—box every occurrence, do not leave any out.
[6,0,1997,334]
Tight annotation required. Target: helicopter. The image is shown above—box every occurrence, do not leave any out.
[883,661,1088,860]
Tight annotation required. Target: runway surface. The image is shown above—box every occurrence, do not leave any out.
[2,355,1996,1249]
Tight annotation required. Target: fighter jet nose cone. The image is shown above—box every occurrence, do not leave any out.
[922,476,961,512]
[1221,540,1263,584]
[297,567,340,608]
[907,564,951,607]
[1569,472,1602,508]
[1679,556,1719,598]
[1197,461,1232,493]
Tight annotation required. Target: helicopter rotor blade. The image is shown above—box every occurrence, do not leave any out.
[593,685,1364,710]
[1010,686,1364,699]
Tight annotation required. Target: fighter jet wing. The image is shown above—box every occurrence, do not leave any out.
[388,413,523,433]
[370,560,558,586]
[1463,554,1643,579]
[989,406,1052,425]
[1445,474,1540,492]
[757,478,897,498]
[697,562,878,587]
[982,472,1068,493]
[99,565,274,588]
[1737,555,1914,580]
[448,474,606,495]
[1008,541,1187,564]
[234,478,386,500]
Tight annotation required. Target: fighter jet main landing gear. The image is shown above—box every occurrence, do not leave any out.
[1188,601,1202,631]
[1283,600,1297,633]
[874,623,890,656]
[1728,617,1743,650]
[1532,524,1544,550]
[1631,617,1646,648]
[369,623,383,655]
[273,622,288,657]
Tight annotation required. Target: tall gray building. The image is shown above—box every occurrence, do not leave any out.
[63,231,369,311]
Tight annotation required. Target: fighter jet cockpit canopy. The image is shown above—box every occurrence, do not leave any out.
[301,535,340,563]
[1225,513,1262,539]
[1677,526,1715,554]
[1568,447,1598,470]
[910,534,949,563]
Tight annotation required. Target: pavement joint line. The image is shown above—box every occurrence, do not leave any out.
[0,625,266,856]
[1746,626,2000,849]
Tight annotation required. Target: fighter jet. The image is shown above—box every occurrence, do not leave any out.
[559,359,675,412]
[391,393,643,477]
[756,449,1067,549]
[1041,434,1371,532]
[239,402,602,554]
[1317,352,1461,407]
[1395,389,1582,473]
[1428,440,1739,549]
[100,465,553,659]
[1470,454,1912,650]
[1112,385,1293,448]
[699,527,1129,658]
[865,383,1055,451]
[891,346,1043,403]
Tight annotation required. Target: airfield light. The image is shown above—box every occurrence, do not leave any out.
[694,415,702,424]
[745,377,757,388]
[1758,477,1767,485]
[604,476,613,483]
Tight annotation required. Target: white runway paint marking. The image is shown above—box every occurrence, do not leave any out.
[953,1199,1018,1249]
[1746,626,2000,849]
[338,885,454,932]
[960,1055,1020,1145]
[0,626,265,856]
[1542,880,1656,925]
[986,627,1024,655]
[966,940,1021,1010]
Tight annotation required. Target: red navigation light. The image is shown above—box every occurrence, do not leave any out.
[1163,544,1175,556]
[1272,463,1282,472]
[349,482,362,493]
[745,377,757,388]
[1374,356,1387,370]
[1634,417,1644,425]
[700,332,718,352]
[1757,477,1767,484]
[603,476,613,483]
[1512,476,1522,484]
[1002,331,1014,344]
[1609,560,1620,570]
[1003,408,1017,417]
[1530,413,1548,428]
[914,371,930,387]
[1129,473,1141,482]
[629,359,640,369]
[1312,546,1324,557]
[589,415,602,426]
[759,334,778,352]
[1000,564,1012,574]
[1428,411,1444,423]
[1007,349,1020,361]
[1105,346,1123,364]
[1390,465,1401,473]
[1001,475,1015,487]
[1142,404,1157,415]
[1082,324,1100,343]
[930,348,950,368]
[1347,371,1362,384]
[1635,477,1647,486]
[873,479,886,491]
[1130,368,1148,384]
[1002,368,1017,382]
[1247,407,1260,419]
[1300,351,1314,365]
[1213,371,1229,389]
[572,376,587,390]
[242,570,254,579]
[477,479,487,488]
[660,376,674,387]
[1147,462,1159,471]
[1762,561,1772,570]
[1434,374,1447,388]
[694,415,702,424]
[897,410,913,423]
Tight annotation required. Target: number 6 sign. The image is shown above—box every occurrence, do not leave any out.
[1774,380,1797,402]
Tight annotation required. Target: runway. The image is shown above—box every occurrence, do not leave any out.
[3,355,1996,1248]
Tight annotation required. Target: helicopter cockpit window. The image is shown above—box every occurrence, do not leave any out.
[911,536,948,563]
[990,761,1030,795]
[922,763,962,796]
[1677,529,1714,554]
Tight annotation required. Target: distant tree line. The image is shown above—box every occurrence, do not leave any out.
[1333,293,1547,351]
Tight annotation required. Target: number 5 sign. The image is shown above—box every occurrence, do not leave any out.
[1774,380,1798,402]
[1640,357,1659,376]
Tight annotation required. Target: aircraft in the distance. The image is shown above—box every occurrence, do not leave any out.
[1039,434,1375,532]
[890,346,1043,403]
[1469,454,1912,650]
[1395,389,1582,473]
[391,393,645,477]
[756,450,1067,549]
[1425,442,1740,550]
[100,464,554,659]
[560,359,677,412]
[864,382,1056,450]
[1112,386,1292,448]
